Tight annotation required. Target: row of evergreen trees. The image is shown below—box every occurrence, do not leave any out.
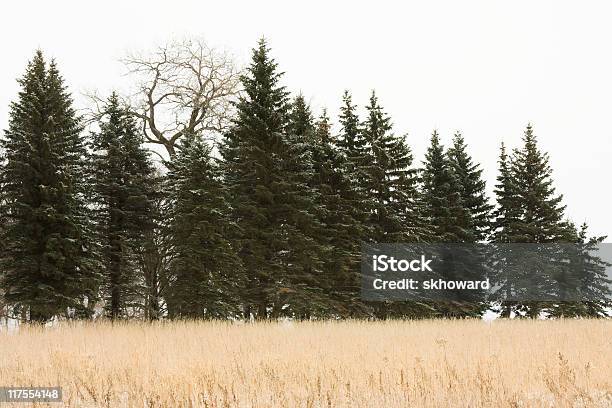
[0,42,609,322]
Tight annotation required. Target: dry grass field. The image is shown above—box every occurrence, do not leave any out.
[0,319,610,407]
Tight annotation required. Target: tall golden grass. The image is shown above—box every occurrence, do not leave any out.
[0,319,610,407]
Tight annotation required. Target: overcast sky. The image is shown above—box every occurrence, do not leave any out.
[1,0,611,239]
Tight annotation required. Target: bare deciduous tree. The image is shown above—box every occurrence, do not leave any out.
[122,38,241,158]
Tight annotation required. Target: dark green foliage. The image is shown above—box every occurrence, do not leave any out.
[421,131,487,317]
[134,177,167,321]
[508,124,575,243]
[492,125,586,317]
[0,51,98,322]
[361,92,427,244]
[90,94,156,319]
[549,224,611,317]
[335,91,369,205]
[447,132,492,242]
[421,131,468,243]
[359,93,433,318]
[221,39,325,319]
[166,135,243,319]
[220,39,289,319]
[309,108,370,317]
[491,143,520,243]
[288,94,315,138]
[511,125,576,318]
[1,46,608,322]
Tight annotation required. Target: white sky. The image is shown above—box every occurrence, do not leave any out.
[2,0,611,239]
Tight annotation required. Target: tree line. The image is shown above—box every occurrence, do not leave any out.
[0,40,610,323]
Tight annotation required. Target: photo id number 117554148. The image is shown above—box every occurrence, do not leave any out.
[0,387,62,403]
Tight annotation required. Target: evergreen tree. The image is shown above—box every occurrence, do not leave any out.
[221,39,324,319]
[308,108,370,317]
[551,223,611,317]
[491,143,521,243]
[0,51,98,322]
[90,94,155,319]
[279,94,331,318]
[492,125,577,317]
[446,132,492,242]
[135,174,167,321]
[361,91,426,243]
[336,91,367,172]
[421,131,468,242]
[444,132,493,316]
[490,142,522,317]
[421,131,480,316]
[288,94,315,138]
[359,92,431,317]
[335,91,371,233]
[510,124,575,243]
[513,125,575,318]
[166,135,243,318]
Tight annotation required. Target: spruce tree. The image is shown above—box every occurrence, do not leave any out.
[90,94,155,319]
[288,94,315,138]
[335,91,371,234]
[444,132,493,316]
[421,131,479,316]
[166,135,243,318]
[359,92,431,317]
[490,142,522,317]
[221,39,324,319]
[513,125,573,318]
[491,143,521,243]
[278,94,331,318]
[446,132,492,242]
[509,125,574,243]
[554,223,611,317]
[493,125,577,317]
[0,51,98,322]
[421,131,468,242]
[361,91,426,243]
[336,91,366,171]
[136,176,166,321]
[308,108,370,317]
[221,39,287,319]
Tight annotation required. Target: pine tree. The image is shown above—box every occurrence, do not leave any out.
[510,124,574,243]
[135,175,166,321]
[0,51,98,322]
[166,135,243,318]
[90,94,155,319]
[421,131,468,242]
[221,39,324,319]
[359,92,431,317]
[336,91,366,170]
[490,142,523,317]
[491,143,521,243]
[493,125,577,317]
[361,91,426,243]
[421,131,480,316]
[220,39,287,319]
[513,125,575,318]
[277,94,331,318]
[335,91,371,230]
[537,222,611,318]
[446,132,492,242]
[308,108,370,317]
[443,132,493,316]
[288,94,315,138]
[557,223,611,317]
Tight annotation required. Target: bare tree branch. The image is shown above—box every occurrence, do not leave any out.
[121,38,242,159]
